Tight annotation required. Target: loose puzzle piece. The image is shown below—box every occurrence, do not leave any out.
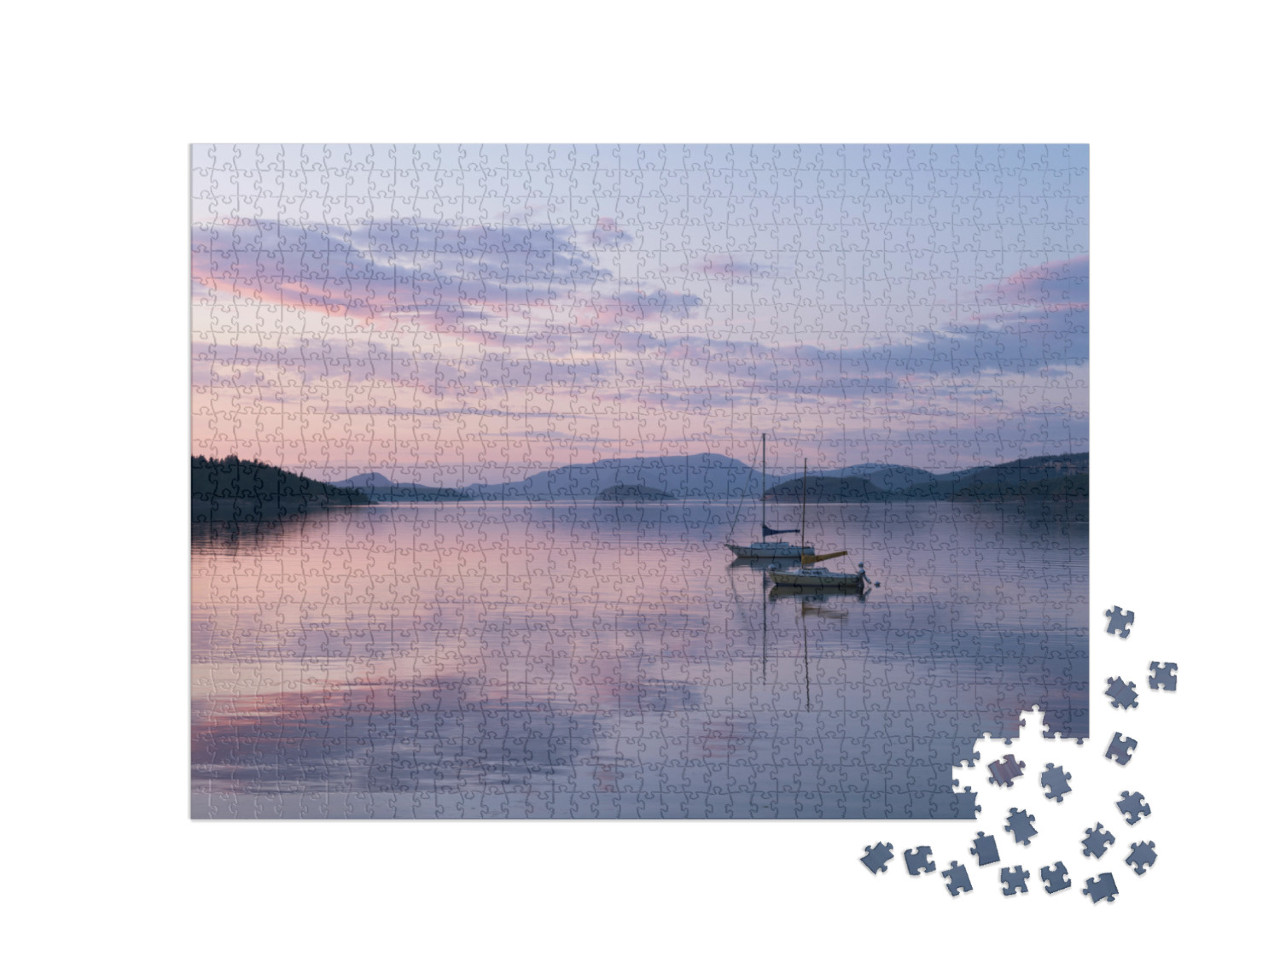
[861,842,894,874]
[1081,823,1116,858]
[1083,872,1119,903]
[1041,763,1072,801]
[904,847,936,876]
[1001,865,1030,896]
[1104,606,1135,638]
[1117,790,1151,825]
[1126,841,1157,875]
[942,861,972,897]
[1105,732,1138,765]
[1149,662,1178,691]
[988,753,1027,788]
[970,831,1000,866]
[1041,861,1071,894]
[1004,808,1038,846]
[1105,676,1139,710]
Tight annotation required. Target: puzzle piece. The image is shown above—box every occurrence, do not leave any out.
[904,847,936,876]
[1041,763,1072,802]
[1041,861,1071,894]
[1149,662,1178,691]
[942,861,972,897]
[1083,873,1119,903]
[970,831,1000,866]
[1081,823,1116,859]
[1001,865,1030,895]
[861,842,894,874]
[1105,676,1139,709]
[1126,841,1158,875]
[988,753,1027,788]
[952,783,983,818]
[1004,808,1038,846]
[1117,791,1152,825]
[1104,606,1135,638]
[1105,732,1138,766]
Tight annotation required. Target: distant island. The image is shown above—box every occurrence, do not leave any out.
[192,455,370,520]
[765,476,881,502]
[595,484,673,502]
[330,472,472,503]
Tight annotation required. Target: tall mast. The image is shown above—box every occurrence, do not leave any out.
[761,432,767,534]
[800,459,808,566]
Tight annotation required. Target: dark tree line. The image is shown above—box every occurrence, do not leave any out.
[192,455,370,519]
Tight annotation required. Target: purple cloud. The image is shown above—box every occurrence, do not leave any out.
[193,218,698,329]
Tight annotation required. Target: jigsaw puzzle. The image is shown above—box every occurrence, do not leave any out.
[988,754,1027,788]
[1105,676,1139,710]
[1117,791,1152,825]
[1001,866,1030,896]
[1104,606,1135,638]
[1081,823,1116,859]
[191,144,1089,819]
[1105,732,1138,765]
[862,842,895,874]
[1126,841,1158,876]
[903,847,936,876]
[1083,873,1119,904]
[1005,808,1039,845]
[1041,862,1072,894]
[942,862,973,897]
[970,831,1001,866]
[1149,662,1178,691]
[1040,763,1073,802]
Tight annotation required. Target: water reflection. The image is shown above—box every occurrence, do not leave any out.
[192,674,599,795]
[193,500,1085,818]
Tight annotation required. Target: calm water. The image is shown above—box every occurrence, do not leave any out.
[191,500,1087,818]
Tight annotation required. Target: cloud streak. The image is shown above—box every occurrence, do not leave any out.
[193,218,700,329]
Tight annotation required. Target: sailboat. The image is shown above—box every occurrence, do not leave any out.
[767,460,878,592]
[725,433,814,560]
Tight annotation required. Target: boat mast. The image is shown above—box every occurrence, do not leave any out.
[761,432,767,535]
[800,459,808,567]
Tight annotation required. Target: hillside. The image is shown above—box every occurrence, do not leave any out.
[595,484,673,502]
[766,475,886,502]
[765,452,1088,503]
[777,463,935,492]
[333,472,472,502]
[903,453,1090,501]
[192,455,371,520]
[463,453,779,501]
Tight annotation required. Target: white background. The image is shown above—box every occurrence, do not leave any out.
[5,2,1274,958]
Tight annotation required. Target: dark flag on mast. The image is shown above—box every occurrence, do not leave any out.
[763,524,800,537]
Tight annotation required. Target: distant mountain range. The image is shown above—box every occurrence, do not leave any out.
[192,452,1088,515]
[330,451,1088,504]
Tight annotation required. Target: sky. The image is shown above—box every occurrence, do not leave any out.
[192,144,1088,485]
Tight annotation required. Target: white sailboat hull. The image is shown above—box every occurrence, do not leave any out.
[726,540,814,559]
[768,567,867,590]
